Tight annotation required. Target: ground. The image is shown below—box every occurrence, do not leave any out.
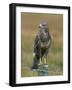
[21,13,63,77]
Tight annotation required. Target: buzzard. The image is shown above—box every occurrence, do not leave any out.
[32,22,52,69]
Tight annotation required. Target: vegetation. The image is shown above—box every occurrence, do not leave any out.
[21,13,63,77]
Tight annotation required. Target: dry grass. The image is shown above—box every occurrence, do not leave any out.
[21,13,63,77]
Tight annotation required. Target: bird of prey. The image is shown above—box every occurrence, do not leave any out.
[31,22,52,70]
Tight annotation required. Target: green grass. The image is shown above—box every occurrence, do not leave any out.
[21,32,63,77]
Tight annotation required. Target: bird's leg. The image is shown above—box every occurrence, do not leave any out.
[39,57,43,65]
[44,56,46,64]
[43,55,47,65]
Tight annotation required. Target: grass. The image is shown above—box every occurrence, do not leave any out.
[21,13,63,77]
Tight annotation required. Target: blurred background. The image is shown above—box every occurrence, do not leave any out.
[21,12,63,77]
